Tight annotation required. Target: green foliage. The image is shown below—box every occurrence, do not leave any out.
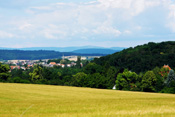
[83,63,104,74]
[76,56,81,68]
[152,67,164,92]
[5,62,172,93]
[160,87,175,94]
[0,63,10,82]
[94,41,175,73]
[141,71,157,92]
[81,60,90,66]
[10,77,30,83]
[29,65,44,81]
[71,72,87,87]
[160,67,170,80]
[86,73,106,88]
[105,67,118,89]
[166,70,175,87]
[116,69,139,90]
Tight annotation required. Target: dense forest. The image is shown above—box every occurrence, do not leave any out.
[94,41,175,73]
[0,50,105,60]
[0,41,175,94]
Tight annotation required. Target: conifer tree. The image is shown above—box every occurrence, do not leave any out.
[166,70,175,87]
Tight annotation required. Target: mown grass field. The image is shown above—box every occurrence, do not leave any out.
[0,83,175,117]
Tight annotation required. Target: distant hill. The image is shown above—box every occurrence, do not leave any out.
[0,46,125,52]
[0,50,105,60]
[71,48,121,55]
[94,41,175,73]
[110,47,126,50]
[19,47,89,52]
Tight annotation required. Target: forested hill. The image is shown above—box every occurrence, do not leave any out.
[0,50,105,60]
[93,41,175,73]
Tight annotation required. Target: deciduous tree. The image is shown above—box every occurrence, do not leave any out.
[141,71,157,92]
[116,69,138,90]
[0,63,10,81]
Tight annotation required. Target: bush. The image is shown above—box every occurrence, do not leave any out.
[160,87,175,94]
[11,77,30,83]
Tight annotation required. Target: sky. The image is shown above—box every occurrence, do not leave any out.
[0,0,175,48]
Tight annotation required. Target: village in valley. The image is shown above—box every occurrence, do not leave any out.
[1,55,101,71]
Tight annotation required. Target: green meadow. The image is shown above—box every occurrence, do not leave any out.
[0,83,175,117]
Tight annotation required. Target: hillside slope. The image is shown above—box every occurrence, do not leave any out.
[94,41,175,73]
[0,83,175,116]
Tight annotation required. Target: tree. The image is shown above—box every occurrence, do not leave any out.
[29,65,43,81]
[0,63,10,81]
[71,72,87,87]
[83,63,104,74]
[141,71,157,92]
[76,56,81,68]
[86,73,106,88]
[116,69,138,90]
[105,66,118,89]
[166,70,175,87]
[160,67,170,80]
[152,67,164,92]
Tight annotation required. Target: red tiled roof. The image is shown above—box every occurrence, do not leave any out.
[50,62,56,65]
[10,66,20,70]
[163,65,171,70]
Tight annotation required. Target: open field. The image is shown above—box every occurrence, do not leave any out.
[0,83,175,117]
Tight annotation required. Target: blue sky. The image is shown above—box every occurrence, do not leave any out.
[0,0,175,48]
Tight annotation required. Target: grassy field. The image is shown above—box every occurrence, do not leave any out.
[0,83,175,117]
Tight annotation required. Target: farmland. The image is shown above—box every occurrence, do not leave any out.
[0,83,175,116]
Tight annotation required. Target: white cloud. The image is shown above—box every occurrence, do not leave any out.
[84,1,98,5]
[40,24,68,39]
[0,31,14,38]
[11,0,174,40]
[124,30,132,34]
[167,4,175,32]
[19,23,32,30]
[98,0,160,16]
[1,0,175,48]
[135,26,142,30]
[93,26,121,37]
[168,22,175,32]
[31,6,52,10]
[168,4,175,19]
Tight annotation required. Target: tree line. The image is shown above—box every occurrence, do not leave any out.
[0,62,174,94]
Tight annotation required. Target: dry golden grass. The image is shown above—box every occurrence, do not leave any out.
[0,83,175,117]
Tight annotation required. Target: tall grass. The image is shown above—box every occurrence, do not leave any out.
[0,83,175,116]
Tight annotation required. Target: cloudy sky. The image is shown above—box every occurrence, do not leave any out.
[0,0,175,48]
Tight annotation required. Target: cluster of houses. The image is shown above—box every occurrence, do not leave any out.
[0,55,101,71]
[5,60,39,70]
[43,61,81,68]
[7,60,80,71]
[3,59,82,71]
